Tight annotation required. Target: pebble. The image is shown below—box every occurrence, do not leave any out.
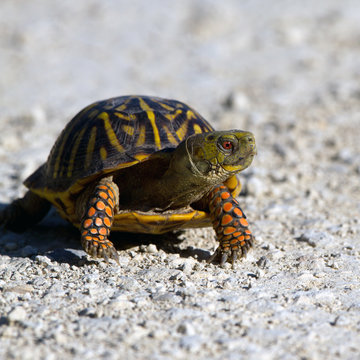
[177,322,196,336]
[7,306,27,322]
[296,230,330,247]
[179,335,203,352]
[35,255,53,266]
[4,284,34,294]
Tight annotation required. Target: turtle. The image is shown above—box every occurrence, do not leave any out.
[0,95,256,265]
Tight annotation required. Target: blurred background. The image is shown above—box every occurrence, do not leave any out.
[2,0,359,115]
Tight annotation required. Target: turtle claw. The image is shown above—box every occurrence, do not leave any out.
[82,237,119,265]
[207,247,221,264]
[231,251,237,266]
[207,247,231,266]
[220,252,229,266]
[207,244,250,267]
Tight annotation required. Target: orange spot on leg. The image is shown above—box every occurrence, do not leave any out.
[221,192,230,200]
[233,207,243,217]
[96,201,105,211]
[223,202,233,212]
[240,218,249,227]
[83,219,92,228]
[223,226,236,235]
[95,218,103,226]
[103,217,111,227]
[98,191,108,200]
[105,206,113,217]
[221,214,233,226]
[99,227,108,236]
[107,198,114,208]
[88,207,96,217]
[107,189,115,200]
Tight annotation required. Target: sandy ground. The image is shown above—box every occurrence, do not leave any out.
[1,1,360,359]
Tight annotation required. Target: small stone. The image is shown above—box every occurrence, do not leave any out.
[146,244,158,253]
[152,292,182,303]
[78,307,97,318]
[35,255,53,266]
[4,284,34,294]
[296,230,330,247]
[8,306,27,322]
[179,335,203,352]
[139,244,158,253]
[256,256,268,268]
[177,322,196,336]
[179,259,195,274]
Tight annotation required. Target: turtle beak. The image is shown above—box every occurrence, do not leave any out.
[237,141,257,164]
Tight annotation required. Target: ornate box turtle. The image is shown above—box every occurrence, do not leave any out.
[0,96,256,265]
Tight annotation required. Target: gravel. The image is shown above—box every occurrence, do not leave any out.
[1,1,360,359]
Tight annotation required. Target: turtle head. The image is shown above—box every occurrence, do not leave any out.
[184,130,256,180]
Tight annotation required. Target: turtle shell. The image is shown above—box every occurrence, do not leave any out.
[27,96,214,191]
[25,96,237,231]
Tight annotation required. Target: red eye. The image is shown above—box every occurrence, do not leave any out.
[222,141,233,150]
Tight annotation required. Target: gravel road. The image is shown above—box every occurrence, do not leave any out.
[1,1,360,359]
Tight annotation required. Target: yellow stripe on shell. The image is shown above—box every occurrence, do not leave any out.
[176,119,188,141]
[138,97,161,150]
[186,110,196,120]
[115,104,128,111]
[114,112,135,121]
[163,125,178,145]
[136,125,146,147]
[193,123,202,134]
[66,126,87,178]
[122,124,135,136]
[52,105,99,179]
[53,130,70,179]
[164,109,182,121]
[155,100,175,111]
[100,146,107,160]
[98,111,125,153]
[85,126,97,169]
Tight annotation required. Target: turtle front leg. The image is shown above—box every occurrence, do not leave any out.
[207,185,254,266]
[79,177,119,263]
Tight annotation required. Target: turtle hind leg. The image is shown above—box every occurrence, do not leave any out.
[0,191,51,232]
[207,185,254,266]
[79,177,120,264]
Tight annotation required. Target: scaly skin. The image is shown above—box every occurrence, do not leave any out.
[80,178,119,263]
[207,185,254,266]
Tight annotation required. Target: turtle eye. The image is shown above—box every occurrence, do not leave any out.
[221,141,233,151]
